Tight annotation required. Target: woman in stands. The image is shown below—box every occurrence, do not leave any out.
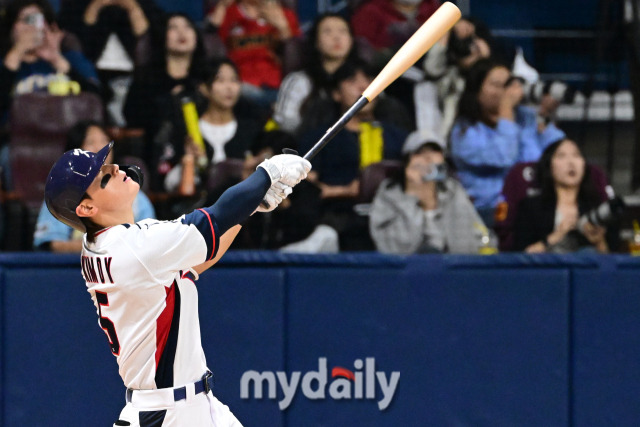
[0,0,100,117]
[162,59,264,200]
[449,58,565,226]
[272,13,358,135]
[123,12,207,189]
[0,0,100,190]
[513,138,617,253]
[369,129,488,254]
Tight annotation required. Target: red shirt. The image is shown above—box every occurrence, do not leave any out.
[351,0,441,50]
[219,4,301,89]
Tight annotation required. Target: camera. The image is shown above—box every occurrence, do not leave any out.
[524,80,576,105]
[421,163,447,182]
[577,196,626,232]
[447,34,477,64]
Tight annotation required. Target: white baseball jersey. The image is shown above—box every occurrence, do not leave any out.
[80,210,219,390]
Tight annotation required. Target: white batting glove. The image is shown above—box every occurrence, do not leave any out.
[256,185,285,212]
[258,154,312,187]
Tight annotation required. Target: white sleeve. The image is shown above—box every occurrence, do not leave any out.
[123,220,210,277]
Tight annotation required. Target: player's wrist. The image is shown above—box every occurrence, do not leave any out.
[257,159,281,185]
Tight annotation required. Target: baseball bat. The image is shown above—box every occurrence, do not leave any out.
[261,2,460,209]
[302,1,461,161]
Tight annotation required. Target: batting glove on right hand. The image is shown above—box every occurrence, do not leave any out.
[258,154,312,187]
[256,181,293,213]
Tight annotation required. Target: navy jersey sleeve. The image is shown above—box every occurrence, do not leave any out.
[181,209,221,261]
[181,168,271,259]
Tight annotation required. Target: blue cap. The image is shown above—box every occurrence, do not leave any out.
[44,141,113,231]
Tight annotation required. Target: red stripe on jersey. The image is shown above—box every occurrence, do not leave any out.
[181,271,195,284]
[94,227,113,237]
[155,284,176,369]
[197,209,217,260]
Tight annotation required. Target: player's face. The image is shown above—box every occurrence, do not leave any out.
[551,139,585,189]
[316,17,352,61]
[205,64,241,110]
[85,164,139,213]
[166,16,197,55]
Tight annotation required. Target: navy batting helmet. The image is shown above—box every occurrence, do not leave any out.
[44,141,113,231]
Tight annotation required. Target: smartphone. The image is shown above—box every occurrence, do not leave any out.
[25,12,45,44]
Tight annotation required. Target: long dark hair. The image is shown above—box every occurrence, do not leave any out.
[536,139,601,210]
[199,57,240,86]
[0,0,56,56]
[456,58,507,126]
[304,13,358,89]
[300,14,359,113]
[146,12,207,82]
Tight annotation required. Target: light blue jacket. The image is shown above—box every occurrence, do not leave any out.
[33,192,156,249]
[450,106,565,210]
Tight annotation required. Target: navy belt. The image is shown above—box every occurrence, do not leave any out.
[126,371,214,403]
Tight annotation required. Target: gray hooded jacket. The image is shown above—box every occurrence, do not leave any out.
[369,177,489,254]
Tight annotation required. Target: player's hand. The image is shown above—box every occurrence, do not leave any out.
[256,182,292,213]
[256,183,290,213]
[258,154,311,187]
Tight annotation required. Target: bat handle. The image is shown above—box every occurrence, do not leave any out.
[259,148,299,209]
[303,96,370,160]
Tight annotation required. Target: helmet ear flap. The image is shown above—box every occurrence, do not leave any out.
[120,165,144,188]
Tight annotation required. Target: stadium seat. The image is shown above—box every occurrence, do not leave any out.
[5,92,103,249]
[357,160,403,204]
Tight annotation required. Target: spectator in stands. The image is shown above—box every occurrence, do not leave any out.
[351,0,440,54]
[300,60,408,250]
[57,0,163,126]
[0,0,100,190]
[218,0,302,107]
[370,129,488,254]
[450,58,565,226]
[123,12,207,189]
[351,0,441,129]
[162,58,264,197]
[205,0,233,29]
[513,138,618,253]
[0,0,100,122]
[421,16,492,139]
[237,130,337,252]
[33,120,155,252]
[273,13,358,135]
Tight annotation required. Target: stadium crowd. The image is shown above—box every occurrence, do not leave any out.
[0,0,632,254]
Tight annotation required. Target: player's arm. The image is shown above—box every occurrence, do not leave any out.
[183,154,311,264]
[192,224,242,274]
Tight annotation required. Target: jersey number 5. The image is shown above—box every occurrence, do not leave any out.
[96,291,121,355]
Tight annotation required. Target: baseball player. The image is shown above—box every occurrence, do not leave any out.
[44,141,310,426]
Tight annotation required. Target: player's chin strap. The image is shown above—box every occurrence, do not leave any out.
[121,165,144,188]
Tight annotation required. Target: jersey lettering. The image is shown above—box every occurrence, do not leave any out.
[96,291,120,355]
[82,255,114,284]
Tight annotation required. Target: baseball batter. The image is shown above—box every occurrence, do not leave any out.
[44,141,310,426]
